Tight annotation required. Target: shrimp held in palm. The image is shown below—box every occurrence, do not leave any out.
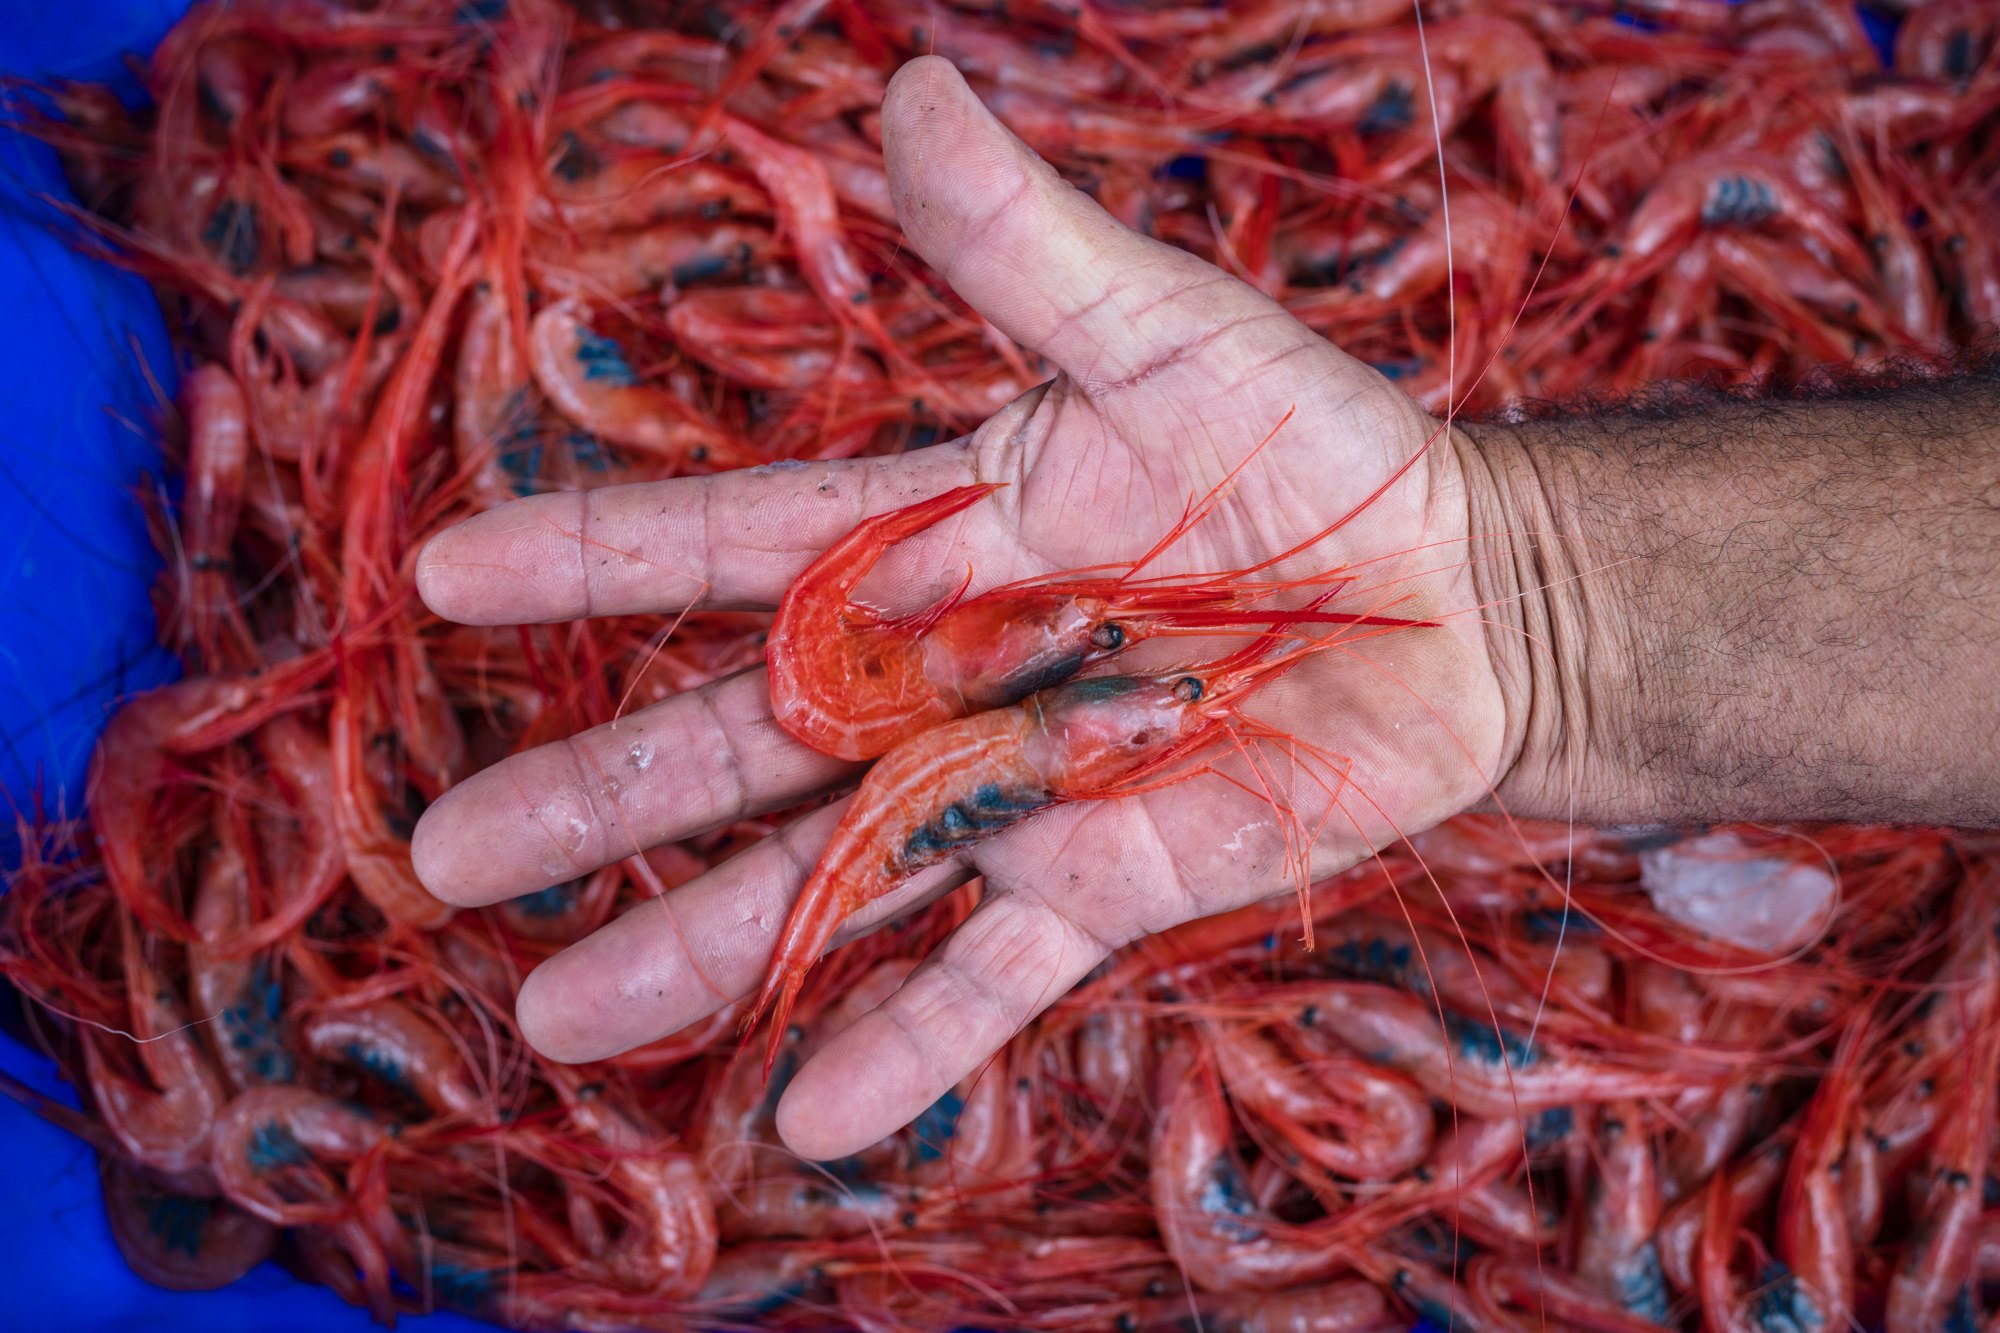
[745,626,1376,1073]
[767,469,1433,761]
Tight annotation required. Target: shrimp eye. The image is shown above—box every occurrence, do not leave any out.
[1091,621,1125,651]
[1171,675,1204,703]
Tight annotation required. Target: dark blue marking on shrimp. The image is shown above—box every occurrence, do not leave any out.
[515,879,581,920]
[901,783,1049,864]
[1946,1284,1980,1333]
[1360,81,1416,135]
[1748,1262,1824,1332]
[995,647,1088,702]
[1524,908,1601,941]
[1444,1013,1539,1069]
[202,200,260,275]
[430,1261,499,1310]
[1525,1105,1574,1150]
[1369,357,1427,383]
[565,431,609,472]
[1197,1158,1264,1245]
[573,329,638,387]
[1701,175,1779,229]
[910,1088,966,1164]
[1617,1243,1671,1324]
[343,1040,414,1096]
[248,1121,309,1171]
[224,962,295,1082]
[146,1192,214,1258]
[1329,936,1419,988]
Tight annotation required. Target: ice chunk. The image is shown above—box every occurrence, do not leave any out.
[1639,831,1836,956]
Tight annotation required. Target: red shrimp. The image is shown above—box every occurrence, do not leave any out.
[188,831,294,1092]
[1100,1281,1397,1333]
[743,620,1386,1072]
[1148,1041,1359,1293]
[1216,1021,1434,1181]
[706,960,918,1190]
[1180,0,1413,74]
[1776,1014,1871,1330]
[664,285,877,392]
[283,55,413,137]
[208,1087,397,1318]
[527,299,760,470]
[542,151,770,234]
[1664,1070,1770,1204]
[300,999,487,1120]
[1065,1002,1152,1136]
[552,1072,719,1297]
[1658,1134,1790,1294]
[1259,980,1714,1119]
[1886,922,2000,1330]
[1530,150,1879,363]
[452,272,532,508]
[285,132,462,209]
[1466,1258,1671,1333]
[717,117,901,361]
[174,363,257,671]
[1385,1258,1529,1333]
[83,922,230,1179]
[1418,17,1564,188]
[1935,187,2000,330]
[1839,141,1943,345]
[529,220,777,298]
[1739,0,1880,75]
[1710,232,1893,344]
[1706,233,1878,363]
[329,688,456,930]
[1456,1174,1561,1251]
[270,259,419,337]
[1287,188,1539,320]
[1574,1103,1670,1323]
[222,712,346,957]
[209,1088,389,1228]
[100,1158,275,1291]
[766,474,1430,761]
[88,656,333,940]
[1895,0,1997,84]
[329,218,476,931]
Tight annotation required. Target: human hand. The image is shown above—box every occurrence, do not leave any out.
[410,56,1517,1160]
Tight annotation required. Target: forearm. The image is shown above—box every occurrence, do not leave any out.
[1459,363,2000,827]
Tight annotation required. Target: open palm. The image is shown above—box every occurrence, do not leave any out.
[412,57,1509,1159]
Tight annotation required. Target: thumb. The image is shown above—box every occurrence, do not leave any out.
[881,55,1272,391]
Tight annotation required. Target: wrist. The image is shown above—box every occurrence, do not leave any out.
[1449,418,1648,821]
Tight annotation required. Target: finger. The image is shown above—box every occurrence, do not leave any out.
[882,56,1277,390]
[415,439,981,625]
[773,889,1107,1161]
[410,666,852,908]
[513,800,972,1063]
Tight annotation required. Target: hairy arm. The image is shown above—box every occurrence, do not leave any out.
[1461,361,2000,827]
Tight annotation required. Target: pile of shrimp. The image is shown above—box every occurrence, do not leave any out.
[4,0,2000,1329]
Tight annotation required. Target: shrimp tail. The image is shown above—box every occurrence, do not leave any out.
[739,873,849,1081]
[810,483,1005,604]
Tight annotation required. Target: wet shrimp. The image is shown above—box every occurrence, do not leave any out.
[528,300,760,471]
[744,624,1370,1073]
[766,467,1429,761]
